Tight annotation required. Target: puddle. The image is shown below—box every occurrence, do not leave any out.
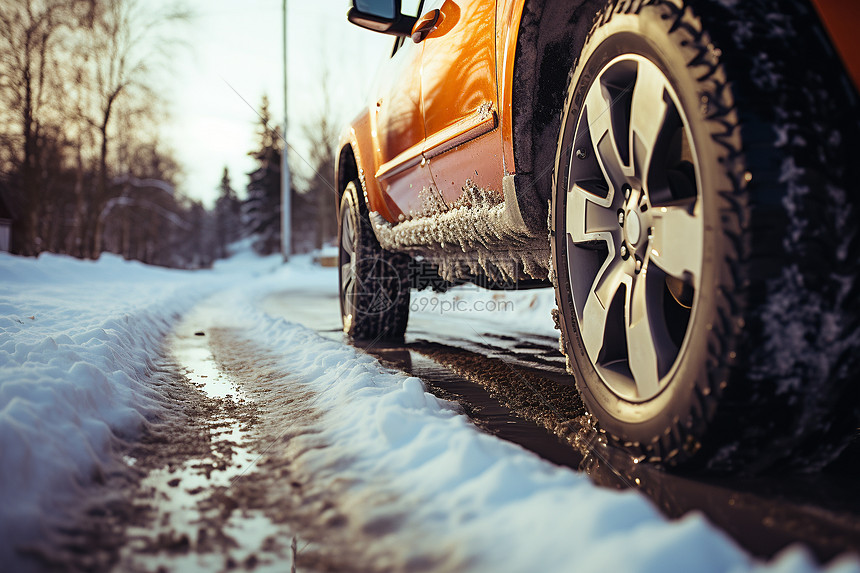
[117,320,302,572]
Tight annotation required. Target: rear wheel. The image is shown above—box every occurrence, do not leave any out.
[551,0,860,472]
[339,180,410,340]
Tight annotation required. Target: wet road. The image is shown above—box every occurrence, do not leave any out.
[260,287,860,564]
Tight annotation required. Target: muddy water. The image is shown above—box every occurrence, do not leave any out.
[35,300,450,573]
[204,326,452,573]
[114,318,301,572]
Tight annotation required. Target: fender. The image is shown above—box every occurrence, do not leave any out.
[495,0,601,235]
[336,111,399,223]
[810,0,860,90]
[496,0,527,173]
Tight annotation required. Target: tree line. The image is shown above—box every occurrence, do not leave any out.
[0,0,338,268]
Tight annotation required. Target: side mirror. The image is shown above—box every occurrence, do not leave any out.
[347,0,417,37]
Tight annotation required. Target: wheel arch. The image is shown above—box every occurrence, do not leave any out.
[336,114,399,223]
[336,142,359,208]
[502,0,606,211]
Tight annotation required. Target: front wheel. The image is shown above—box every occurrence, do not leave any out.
[551,0,860,472]
[339,180,410,340]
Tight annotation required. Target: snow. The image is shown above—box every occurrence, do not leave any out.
[371,181,551,283]
[1,250,858,571]
[0,250,281,563]
[410,283,559,337]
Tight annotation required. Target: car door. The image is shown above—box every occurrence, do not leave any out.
[419,0,504,205]
[372,28,435,219]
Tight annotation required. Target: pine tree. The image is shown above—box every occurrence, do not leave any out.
[214,166,241,258]
[242,95,282,255]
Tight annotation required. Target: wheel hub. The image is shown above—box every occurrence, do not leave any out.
[624,208,642,246]
[620,188,651,259]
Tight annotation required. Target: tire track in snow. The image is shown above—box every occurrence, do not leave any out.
[206,324,451,572]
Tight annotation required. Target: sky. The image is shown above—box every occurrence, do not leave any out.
[161,0,392,207]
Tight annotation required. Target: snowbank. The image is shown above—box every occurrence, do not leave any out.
[201,273,860,573]
[0,251,278,562]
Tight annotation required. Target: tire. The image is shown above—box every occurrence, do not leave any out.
[339,180,411,340]
[551,0,860,473]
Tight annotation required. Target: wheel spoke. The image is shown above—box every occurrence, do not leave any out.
[630,62,670,181]
[340,262,353,290]
[344,270,355,307]
[567,184,622,243]
[581,258,629,359]
[585,194,622,235]
[566,184,585,241]
[649,201,702,282]
[584,84,626,191]
[626,270,661,398]
[342,220,354,256]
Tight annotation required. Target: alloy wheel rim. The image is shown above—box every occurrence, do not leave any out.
[339,206,357,323]
[565,54,704,402]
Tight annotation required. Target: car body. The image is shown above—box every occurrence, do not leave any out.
[336,0,860,472]
[338,0,859,272]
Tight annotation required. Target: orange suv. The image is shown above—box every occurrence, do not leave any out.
[337,0,860,473]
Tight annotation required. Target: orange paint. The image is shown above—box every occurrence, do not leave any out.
[496,0,525,174]
[340,0,859,224]
[810,0,860,90]
[422,0,504,205]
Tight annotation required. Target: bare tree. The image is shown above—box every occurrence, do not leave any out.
[0,0,83,254]
[299,65,340,251]
[65,45,100,257]
[79,0,190,257]
[0,0,211,268]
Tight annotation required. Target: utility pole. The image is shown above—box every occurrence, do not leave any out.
[281,0,292,260]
